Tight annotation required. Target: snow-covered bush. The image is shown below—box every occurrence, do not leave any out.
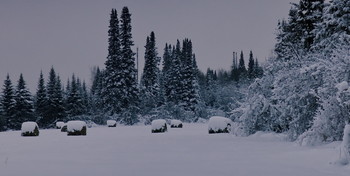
[67,120,87,136]
[170,120,183,128]
[21,122,39,137]
[335,125,350,165]
[107,120,117,127]
[56,121,65,129]
[151,119,167,133]
[208,116,232,134]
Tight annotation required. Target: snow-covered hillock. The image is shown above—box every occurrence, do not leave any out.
[21,122,39,137]
[107,120,117,127]
[56,121,65,129]
[67,121,87,136]
[335,124,350,165]
[208,116,232,134]
[151,119,167,133]
[170,120,183,128]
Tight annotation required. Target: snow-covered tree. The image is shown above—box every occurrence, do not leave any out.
[13,74,34,130]
[248,51,255,79]
[66,74,84,117]
[35,71,47,120]
[1,74,16,130]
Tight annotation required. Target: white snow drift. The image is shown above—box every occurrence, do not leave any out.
[151,119,167,133]
[208,116,232,134]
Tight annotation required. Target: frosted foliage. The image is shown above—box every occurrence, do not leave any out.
[208,116,232,132]
[67,121,87,132]
[151,119,166,130]
[21,122,38,133]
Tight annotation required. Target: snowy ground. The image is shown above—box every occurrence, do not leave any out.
[1,123,349,176]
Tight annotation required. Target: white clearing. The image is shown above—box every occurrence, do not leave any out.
[1,124,349,176]
[67,120,86,132]
[21,122,38,133]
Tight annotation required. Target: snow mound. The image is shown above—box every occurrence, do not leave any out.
[336,81,349,93]
[21,122,39,136]
[248,131,287,142]
[208,116,232,134]
[334,124,350,165]
[56,121,65,129]
[170,120,183,128]
[67,120,87,136]
[107,120,117,127]
[151,119,167,133]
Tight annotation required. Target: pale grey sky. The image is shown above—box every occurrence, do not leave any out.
[0,0,298,92]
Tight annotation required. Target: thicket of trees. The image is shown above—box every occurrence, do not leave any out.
[234,0,350,145]
[0,7,263,130]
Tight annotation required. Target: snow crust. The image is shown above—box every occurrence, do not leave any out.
[1,124,350,176]
[208,116,232,132]
[107,120,117,126]
[21,122,38,133]
[151,119,167,130]
[170,120,182,126]
[67,121,87,132]
[56,122,65,128]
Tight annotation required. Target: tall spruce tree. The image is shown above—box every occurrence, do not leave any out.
[140,31,161,113]
[35,71,47,119]
[103,8,123,114]
[238,51,247,79]
[167,41,183,104]
[120,6,139,114]
[248,51,255,79]
[13,74,34,130]
[1,74,16,130]
[160,43,172,104]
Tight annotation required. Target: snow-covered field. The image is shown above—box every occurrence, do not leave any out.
[1,123,349,176]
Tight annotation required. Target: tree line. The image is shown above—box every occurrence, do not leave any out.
[0,6,263,130]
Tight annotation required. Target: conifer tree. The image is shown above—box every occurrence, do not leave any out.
[35,71,47,119]
[120,6,139,115]
[167,41,183,104]
[238,51,247,79]
[103,8,122,114]
[13,74,34,129]
[160,43,172,104]
[140,31,161,113]
[248,51,255,79]
[66,74,84,117]
[1,74,16,130]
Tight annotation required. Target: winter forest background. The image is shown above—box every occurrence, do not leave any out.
[1,0,350,145]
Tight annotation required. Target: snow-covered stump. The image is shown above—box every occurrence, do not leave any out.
[107,120,117,127]
[67,121,87,136]
[61,124,67,132]
[170,120,183,128]
[208,116,232,134]
[336,124,350,165]
[21,122,39,137]
[151,119,167,133]
[56,121,65,129]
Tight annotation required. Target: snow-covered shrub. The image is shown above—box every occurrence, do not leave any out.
[56,121,65,129]
[208,116,232,134]
[67,120,87,136]
[21,122,39,137]
[107,120,117,127]
[170,120,183,128]
[61,124,67,132]
[151,119,167,133]
[335,125,350,165]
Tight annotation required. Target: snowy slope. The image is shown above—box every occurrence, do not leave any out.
[0,124,349,176]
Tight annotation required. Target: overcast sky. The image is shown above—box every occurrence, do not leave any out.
[0,0,298,92]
